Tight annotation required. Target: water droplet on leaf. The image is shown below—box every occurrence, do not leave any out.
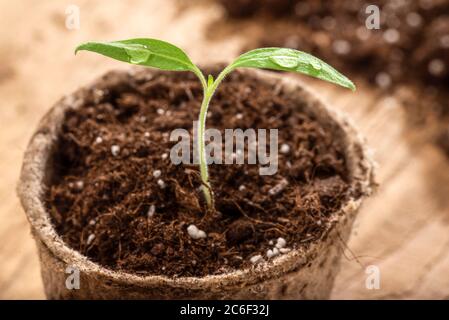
[270,56,298,69]
[125,46,150,64]
[310,60,322,70]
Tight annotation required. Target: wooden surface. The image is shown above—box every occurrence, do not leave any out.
[1,0,448,299]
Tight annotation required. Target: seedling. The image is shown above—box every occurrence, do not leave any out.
[75,38,355,209]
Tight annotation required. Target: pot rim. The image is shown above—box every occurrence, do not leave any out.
[17,66,376,290]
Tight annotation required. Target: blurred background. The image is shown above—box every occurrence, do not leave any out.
[0,0,449,299]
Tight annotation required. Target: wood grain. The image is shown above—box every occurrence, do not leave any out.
[0,0,448,299]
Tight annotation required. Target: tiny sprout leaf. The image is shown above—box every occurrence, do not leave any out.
[75,38,197,72]
[207,75,214,87]
[230,48,356,91]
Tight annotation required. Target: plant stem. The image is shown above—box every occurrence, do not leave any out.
[192,66,207,92]
[197,90,213,208]
[195,65,234,209]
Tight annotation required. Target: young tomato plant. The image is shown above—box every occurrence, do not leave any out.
[75,38,355,209]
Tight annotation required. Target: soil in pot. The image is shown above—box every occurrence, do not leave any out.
[47,67,357,277]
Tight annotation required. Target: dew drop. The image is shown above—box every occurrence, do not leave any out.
[270,56,298,69]
[310,60,322,71]
[125,45,150,64]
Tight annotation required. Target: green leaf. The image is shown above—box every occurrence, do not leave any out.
[207,74,214,87]
[230,48,356,91]
[75,38,196,72]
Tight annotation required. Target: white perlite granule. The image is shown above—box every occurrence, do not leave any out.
[275,237,287,249]
[86,234,95,245]
[157,179,166,189]
[111,145,120,156]
[250,255,263,264]
[428,59,445,76]
[266,247,280,259]
[268,178,289,196]
[147,205,156,218]
[280,143,290,154]
[153,170,162,178]
[332,40,351,55]
[406,12,422,27]
[263,237,291,258]
[187,224,207,239]
[75,180,84,190]
[375,72,392,89]
[383,29,400,44]
[95,136,103,144]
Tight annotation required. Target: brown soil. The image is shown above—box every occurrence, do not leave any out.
[47,67,354,277]
[216,0,449,154]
